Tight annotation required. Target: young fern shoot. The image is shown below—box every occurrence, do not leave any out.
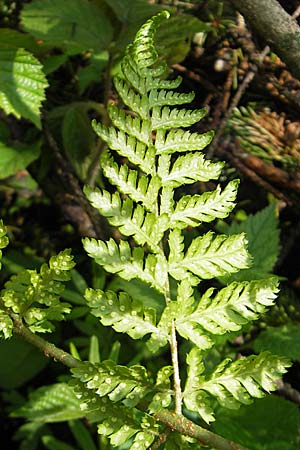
[80,10,290,448]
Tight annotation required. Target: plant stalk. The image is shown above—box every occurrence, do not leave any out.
[156,409,250,450]
[12,315,81,369]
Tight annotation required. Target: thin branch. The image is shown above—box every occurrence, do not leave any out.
[169,320,182,415]
[230,0,300,77]
[156,409,250,450]
[12,315,81,369]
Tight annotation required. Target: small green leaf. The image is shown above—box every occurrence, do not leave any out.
[169,231,250,280]
[85,288,159,340]
[254,323,300,361]
[169,180,238,229]
[21,0,113,55]
[175,277,279,350]
[68,419,98,450]
[184,349,291,423]
[0,46,48,128]
[0,310,13,339]
[0,140,40,179]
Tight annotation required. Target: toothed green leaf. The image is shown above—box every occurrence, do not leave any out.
[184,349,291,423]
[1,249,74,333]
[169,180,238,229]
[85,288,159,340]
[0,310,13,339]
[169,231,250,280]
[83,238,167,293]
[152,105,207,130]
[158,152,224,187]
[0,46,48,128]
[175,278,279,350]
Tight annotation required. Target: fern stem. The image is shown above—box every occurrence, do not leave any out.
[163,270,183,415]
[12,315,81,369]
[169,320,182,415]
[156,409,250,450]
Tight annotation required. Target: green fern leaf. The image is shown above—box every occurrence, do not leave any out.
[114,79,150,120]
[169,180,238,229]
[71,380,147,447]
[98,152,161,212]
[1,249,75,332]
[72,379,160,449]
[0,46,48,128]
[130,10,170,69]
[83,238,167,293]
[158,153,224,188]
[0,310,13,339]
[72,360,151,407]
[108,104,152,145]
[83,188,168,252]
[122,55,182,95]
[152,105,207,130]
[175,278,279,350]
[169,230,250,280]
[0,220,9,269]
[148,366,173,413]
[85,288,161,340]
[155,128,214,155]
[149,89,196,109]
[184,348,291,423]
[92,121,155,175]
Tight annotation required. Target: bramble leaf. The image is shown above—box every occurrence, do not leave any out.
[0,46,48,128]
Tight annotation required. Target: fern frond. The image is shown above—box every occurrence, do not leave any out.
[72,360,151,407]
[184,348,291,423]
[130,10,170,69]
[169,231,250,280]
[84,187,168,252]
[71,380,158,448]
[1,249,74,333]
[148,366,173,413]
[122,55,182,95]
[149,89,195,108]
[85,288,163,341]
[0,310,13,339]
[155,128,214,154]
[159,153,224,188]
[114,79,150,120]
[175,278,279,349]
[169,180,238,229]
[152,105,207,130]
[83,238,167,293]
[0,219,9,269]
[108,105,151,145]
[99,152,160,212]
[92,121,155,175]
